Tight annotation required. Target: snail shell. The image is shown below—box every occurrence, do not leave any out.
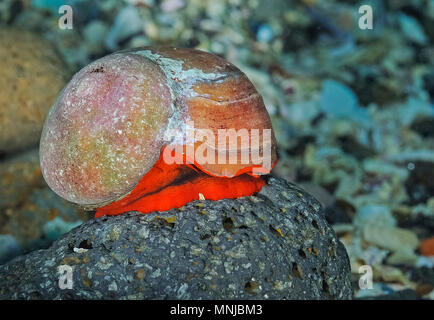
[40,47,277,209]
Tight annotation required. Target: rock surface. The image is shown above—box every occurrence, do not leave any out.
[0,27,68,154]
[0,177,352,299]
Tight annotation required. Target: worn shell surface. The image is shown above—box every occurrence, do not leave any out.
[40,47,277,207]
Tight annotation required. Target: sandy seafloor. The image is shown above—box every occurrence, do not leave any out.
[0,0,433,299]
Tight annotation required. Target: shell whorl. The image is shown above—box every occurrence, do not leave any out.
[40,47,277,207]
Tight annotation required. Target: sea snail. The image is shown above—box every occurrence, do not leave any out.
[40,47,278,217]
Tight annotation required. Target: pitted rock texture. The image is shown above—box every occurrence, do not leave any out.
[0,177,352,299]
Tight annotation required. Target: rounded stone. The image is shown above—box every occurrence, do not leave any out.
[0,28,68,154]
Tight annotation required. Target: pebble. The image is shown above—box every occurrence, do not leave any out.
[83,20,109,54]
[386,248,418,266]
[0,28,68,153]
[319,79,371,126]
[419,237,434,257]
[416,256,434,268]
[375,265,411,285]
[43,217,82,241]
[0,149,44,210]
[363,225,419,252]
[354,204,397,229]
[105,6,143,50]
[398,13,428,45]
[161,0,185,13]
[0,235,21,264]
[256,24,274,43]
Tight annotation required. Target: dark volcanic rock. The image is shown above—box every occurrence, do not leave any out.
[0,177,352,300]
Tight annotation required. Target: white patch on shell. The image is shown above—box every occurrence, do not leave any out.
[133,50,224,146]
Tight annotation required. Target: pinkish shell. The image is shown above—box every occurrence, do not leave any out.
[40,53,172,206]
[40,47,277,208]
